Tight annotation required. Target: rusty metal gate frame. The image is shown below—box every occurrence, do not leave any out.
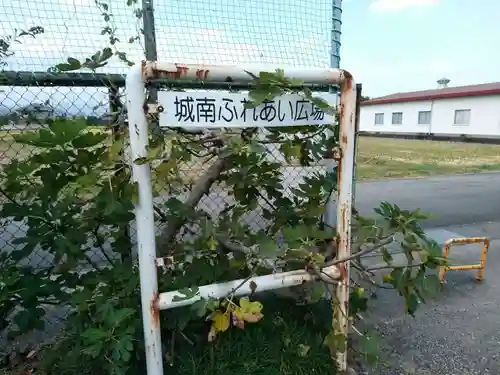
[439,237,490,283]
[125,61,357,375]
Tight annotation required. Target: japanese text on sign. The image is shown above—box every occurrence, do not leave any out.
[157,91,336,128]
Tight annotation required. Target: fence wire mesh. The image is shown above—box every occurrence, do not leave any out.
[1,0,338,72]
[0,0,342,360]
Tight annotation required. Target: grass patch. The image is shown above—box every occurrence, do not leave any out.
[357,137,500,180]
[171,297,336,375]
[1,297,337,375]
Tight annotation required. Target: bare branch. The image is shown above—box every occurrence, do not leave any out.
[158,155,230,254]
[365,262,425,272]
[322,235,394,268]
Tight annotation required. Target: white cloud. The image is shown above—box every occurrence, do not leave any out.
[369,0,439,13]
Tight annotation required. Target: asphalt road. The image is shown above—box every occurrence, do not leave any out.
[355,172,500,228]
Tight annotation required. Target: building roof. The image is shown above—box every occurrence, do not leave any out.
[362,81,500,106]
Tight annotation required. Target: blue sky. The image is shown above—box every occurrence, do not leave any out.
[342,0,500,97]
[0,0,499,114]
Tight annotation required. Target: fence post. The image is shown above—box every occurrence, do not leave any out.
[141,0,161,137]
[126,64,164,375]
[333,75,357,371]
[142,0,157,62]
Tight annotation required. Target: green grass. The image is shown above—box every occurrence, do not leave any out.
[1,297,338,375]
[357,137,500,180]
[168,296,336,375]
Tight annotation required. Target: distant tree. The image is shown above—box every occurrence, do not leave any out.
[361,95,371,101]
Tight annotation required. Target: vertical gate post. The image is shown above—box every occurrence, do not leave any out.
[125,64,164,375]
[333,73,357,370]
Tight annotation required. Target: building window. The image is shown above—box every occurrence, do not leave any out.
[392,112,403,125]
[374,113,384,125]
[418,111,431,125]
[454,109,471,126]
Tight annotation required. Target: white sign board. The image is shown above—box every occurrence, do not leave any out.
[157,91,337,128]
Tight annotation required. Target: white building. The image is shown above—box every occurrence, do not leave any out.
[359,81,500,138]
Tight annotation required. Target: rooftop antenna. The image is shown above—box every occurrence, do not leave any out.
[437,77,450,89]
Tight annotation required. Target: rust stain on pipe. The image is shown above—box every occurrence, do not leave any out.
[340,69,353,92]
[340,205,349,250]
[150,291,160,328]
[336,263,348,281]
[338,102,345,122]
[143,62,190,80]
[142,62,212,81]
[195,69,210,80]
[341,134,348,146]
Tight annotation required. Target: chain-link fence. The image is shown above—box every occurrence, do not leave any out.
[0,72,125,269]
[1,0,343,266]
[1,0,341,72]
[0,0,343,362]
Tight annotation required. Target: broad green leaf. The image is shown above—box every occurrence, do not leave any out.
[66,57,81,69]
[323,331,347,353]
[109,137,124,161]
[280,140,302,163]
[423,275,442,297]
[305,283,325,303]
[133,157,149,165]
[12,307,45,334]
[100,47,113,62]
[258,71,279,84]
[190,299,208,318]
[123,182,139,205]
[110,308,136,326]
[83,342,104,358]
[404,293,420,316]
[72,132,108,148]
[349,288,368,316]
[359,334,380,364]
[381,247,393,264]
[258,236,278,256]
[49,119,88,143]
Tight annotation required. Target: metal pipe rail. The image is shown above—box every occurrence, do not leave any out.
[439,237,490,283]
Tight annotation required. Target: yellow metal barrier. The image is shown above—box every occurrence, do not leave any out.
[439,237,490,283]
